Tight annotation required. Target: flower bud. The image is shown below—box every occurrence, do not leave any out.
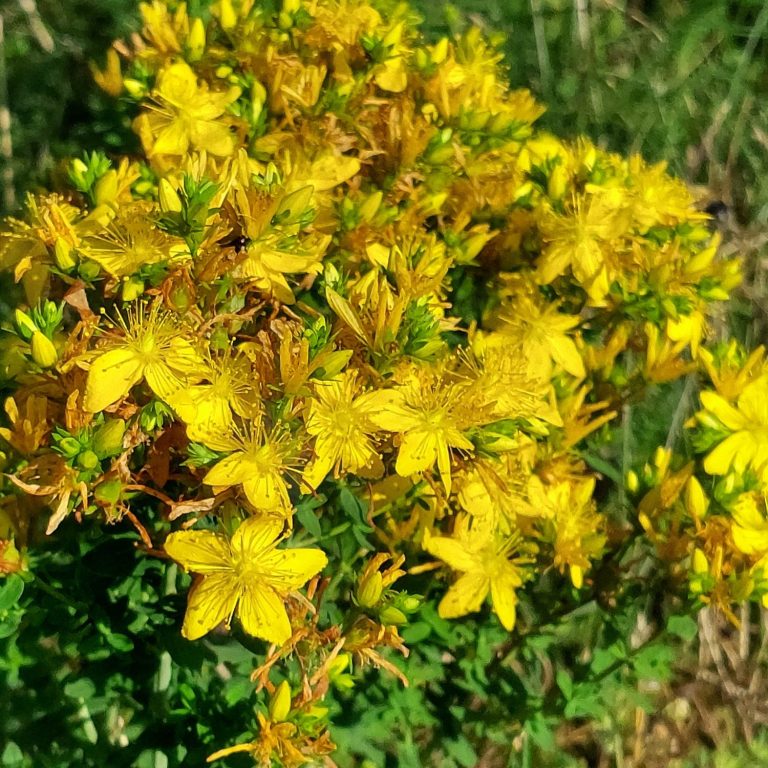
[31,332,58,368]
[94,170,118,206]
[58,437,82,458]
[356,569,383,608]
[122,276,145,302]
[79,260,101,282]
[94,478,122,506]
[692,548,708,575]
[92,419,126,460]
[625,470,639,493]
[378,605,407,625]
[268,681,292,723]
[217,0,237,30]
[187,17,206,62]
[159,179,183,213]
[54,239,77,271]
[14,309,38,340]
[123,78,147,99]
[76,450,100,471]
[328,652,351,678]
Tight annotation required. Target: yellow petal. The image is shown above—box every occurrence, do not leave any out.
[151,121,191,157]
[700,391,747,431]
[259,548,328,591]
[182,573,240,640]
[230,515,284,557]
[490,569,518,630]
[549,334,586,379]
[165,529,232,572]
[237,583,292,644]
[242,471,290,512]
[396,429,437,476]
[204,453,251,488]
[84,347,145,412]
[437,572,489,619]
[423,531,479,572]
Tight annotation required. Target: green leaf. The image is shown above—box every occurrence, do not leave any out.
[0,574,24,612]
[555,668,573,700]
[64,678,97,700]
[296,503,323,539]
[666,614,698,642]
[445,736,476,767]
[1,742,23,767]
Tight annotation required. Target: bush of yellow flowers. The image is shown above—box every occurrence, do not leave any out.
[0,0,754,765]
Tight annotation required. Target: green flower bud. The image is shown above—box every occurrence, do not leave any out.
[122,276,145,302]
[94,478,122,506]
[378,605,407,625]
[58,437,82,458]
[79,260,101,282]
[77,450,100,471]
[92,419,126,460]
[14,309,38,340]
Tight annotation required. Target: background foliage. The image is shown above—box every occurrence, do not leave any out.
[2,2,768,768]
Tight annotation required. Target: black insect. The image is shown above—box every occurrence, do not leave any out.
[218,233,251,253]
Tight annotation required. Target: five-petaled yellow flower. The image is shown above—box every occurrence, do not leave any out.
[303,371,385,489]
[164,515,327,643]
[134,60,241,158]
[369,371,473,494]
[202,423,298,515]
[698,376,768,479]
[423,516,527,630]
[83,305,202,412]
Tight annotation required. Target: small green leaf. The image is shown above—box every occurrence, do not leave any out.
[296,503,323,539]
[0,574,24,611]
[667,614,698,642]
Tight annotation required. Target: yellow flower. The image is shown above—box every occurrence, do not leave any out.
[303,371,385,489]
[83,305,202,412]
[203,424,299,515]
[369,368,474,494]
[79,203,188,276]
[486,291,585,380]
[730,493,768,557]
[698,376,768,478]
[423,515,527,630]
[165,350,261,444]
[526,475,604,588]
[134,60,241,158]
[164,516,327,643]
[537,193,628,304]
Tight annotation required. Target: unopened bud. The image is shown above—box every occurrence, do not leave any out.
[122,276,145,302]
[54,239,77,271]
[14,309,38,340]
[159,178,183,213]
[268,680,292,723]
[625,470,639,493]
[94,170,118,206]
[92,419,126,459]
[378,605,407,625]
[356,570,383,609]
[76,449,100,471]
[31,332,57,368]
[218,0,237,30]
[187,17,206,61]
[692,548,708,575]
